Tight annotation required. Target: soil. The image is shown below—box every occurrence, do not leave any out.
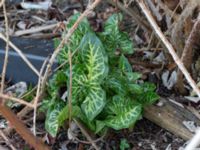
[0,117,184,150]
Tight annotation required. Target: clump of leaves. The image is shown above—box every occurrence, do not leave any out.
[44,13,159,137]
[120,138,130,150]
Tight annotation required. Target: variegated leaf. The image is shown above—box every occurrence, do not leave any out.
[119,54,132,73]
[105,76,127,95]
[57,105,81,125]
[104,95,142,130]
[80,33,108,82]
[125,72,141,82]
[81,86,106,121]
[57,13,91,63]
[137,91,159,105]
[45,103,64,137]
[71,73,88,104]
[104,13,122,34]
[100,13,134,54]
[119,32,134,54]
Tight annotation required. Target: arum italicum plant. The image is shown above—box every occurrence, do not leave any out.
[42,13,159,137]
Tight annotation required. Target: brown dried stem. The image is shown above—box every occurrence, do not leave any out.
[176,13,200,94]
[0,93,34,108]
[73,119,100,150]
[0,102,49,150]
[33,58,48,136]
[136,0,200,98]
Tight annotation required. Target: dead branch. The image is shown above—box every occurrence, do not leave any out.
[144,98,197,140]
[0,102,49,150]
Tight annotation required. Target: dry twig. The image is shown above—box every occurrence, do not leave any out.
[0,93,34,108]
[0,2,9,94]
[136,0,200,98]
[14,23,60,36]
[0,130,16,150]
[74,119,100,150]
[0,33,40,76]
[0,102,49,150]
[33,58,48,136]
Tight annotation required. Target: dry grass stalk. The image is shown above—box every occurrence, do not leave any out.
[136,0,200,98]
[33,58,48,136]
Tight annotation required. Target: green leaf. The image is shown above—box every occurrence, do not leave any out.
[105,76,127,95]
[95,120,106,134]
[120,139,130,150]
[48,70,67,98]
[104,95,142,130]
[46,13,158,134]
[100,13,134,55]
[104,13,122,33]
[137,91,159,105]
[81,86,106,121]
[141,82,157,92]
[119,32,134,54]
[80,32,108,82]
[45,102,64,137]
[125,72,141,82]
[128,84,143,94]
[57,105,81,125]
[71,73,88,104]
[56,13,92,63]
[119,55,132,73]
[100,13,122,53]
[67,13,92,48]
[79,113,96,131]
